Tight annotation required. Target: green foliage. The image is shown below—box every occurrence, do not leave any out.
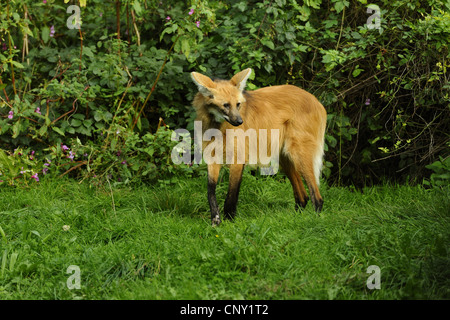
[0,148,41,186]
[424,156,450,188]
[0,0,449,186]
[0,0,207,185]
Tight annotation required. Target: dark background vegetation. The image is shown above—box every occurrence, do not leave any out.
[1,0,449,187]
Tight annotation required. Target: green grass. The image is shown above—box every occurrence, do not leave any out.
[0,173,449,300]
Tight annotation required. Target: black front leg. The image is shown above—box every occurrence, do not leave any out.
[207,164,222,226]
[208,179,221,226]
[224,164,244,221]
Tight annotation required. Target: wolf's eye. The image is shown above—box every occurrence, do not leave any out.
[223,103,230,109]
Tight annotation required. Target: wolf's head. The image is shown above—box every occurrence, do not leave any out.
[191,68,252,126]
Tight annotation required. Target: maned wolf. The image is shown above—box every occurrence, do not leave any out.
[191,68,327,226]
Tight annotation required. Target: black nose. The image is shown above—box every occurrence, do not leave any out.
[235,118,243,126]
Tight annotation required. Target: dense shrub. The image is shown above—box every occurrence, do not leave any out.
[0,0,448,187]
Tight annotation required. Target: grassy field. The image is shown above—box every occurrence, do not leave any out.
[0,172,449,300]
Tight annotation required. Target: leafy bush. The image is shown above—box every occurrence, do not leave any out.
[1,0,204,185]
[1,0,448,186]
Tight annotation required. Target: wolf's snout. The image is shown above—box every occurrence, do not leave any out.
[231,117,243,126]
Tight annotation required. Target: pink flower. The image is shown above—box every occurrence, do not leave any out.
[196,21,200,28]
[8,110,13,119]
[35,107,41,115]
[31,173,39,182]
[43,0,47,3]
[61,144,69,151]
[50,25,55,37]
[189,9,194,15]
[365,98,371,105]
[166,16,171,21]
[68,151,74,160]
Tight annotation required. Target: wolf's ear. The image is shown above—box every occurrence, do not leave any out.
[230,68,252,92]
[191,72,216,97]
